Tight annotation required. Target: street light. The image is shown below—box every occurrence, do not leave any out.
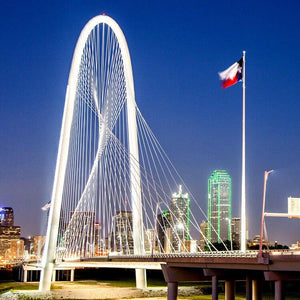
[259,169,273,262]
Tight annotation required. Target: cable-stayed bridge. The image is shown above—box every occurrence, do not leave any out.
[35,15,300,300]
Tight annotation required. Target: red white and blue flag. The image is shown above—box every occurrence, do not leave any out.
[41,201,51,211]
[218,58,243,88]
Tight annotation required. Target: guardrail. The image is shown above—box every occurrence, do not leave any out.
[49,249,300,263]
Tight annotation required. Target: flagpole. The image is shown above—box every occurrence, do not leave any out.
[241,50,246,252]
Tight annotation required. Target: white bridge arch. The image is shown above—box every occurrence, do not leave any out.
[39,14,228,292]
[39,14,145,291]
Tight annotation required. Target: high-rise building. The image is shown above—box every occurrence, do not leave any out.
[199,220,208,251]
[231,217,241,249]
[111,210,133,254]
[144,228,154,253]
[170,185,190,252]
[157,210,171,253]
[64,211,95,257]
[33,235,46,258]
[0,207,14,226]
[10,239,24,259]
[0,225,21,257]
[0,206,22,258]
[207,170,232,244]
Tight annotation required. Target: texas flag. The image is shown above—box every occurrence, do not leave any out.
[41,201,51,211]
[218,58,243,88]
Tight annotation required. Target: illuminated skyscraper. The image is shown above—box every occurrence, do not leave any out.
[111,210,133,254]
[157,210,171,253]
[207,170,232,244]
[63,211,95,257]
[170,185,190,252]
[0,206,21,257]
[199,220,207,251]
[0,207,14,226]
[231,217,241,249]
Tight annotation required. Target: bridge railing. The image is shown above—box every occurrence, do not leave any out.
[104,250,260,259]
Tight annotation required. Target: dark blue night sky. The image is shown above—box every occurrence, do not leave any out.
[0,1,299,245]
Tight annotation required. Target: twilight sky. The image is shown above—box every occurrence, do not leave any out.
[0,0,299,245]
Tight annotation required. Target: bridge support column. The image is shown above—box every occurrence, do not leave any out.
[225,280,235,300]
[70,269,75,282]
[252,279,262,300]
[246,275,252,300]
[167,282,178,300]
[23,265,27,282]
[135,269,147,289]
[52,269,56,282]
[275,280,284,300]
[264,271,300,300]
[212,276,218,300]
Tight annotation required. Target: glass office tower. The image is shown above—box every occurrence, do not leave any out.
[170,185,190,251]
[207,170,232,243]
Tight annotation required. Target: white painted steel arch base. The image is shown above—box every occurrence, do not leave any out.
[39,15,146,291]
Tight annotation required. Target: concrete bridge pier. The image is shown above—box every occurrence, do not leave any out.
[23,265,28,282]
[252,279,262,300]
[161,264,208,300]
[212,275,219,300]
[274,280,283,300]
[264,271,294,300]
[52,269,56,282]
[70,268,75,281]
[208,271,236,300]
[246,275,252,300]
[135,268,147,289]
[167,282,178,300]
[161,265,240,300]
[225,279,235,300]
[245,275,252,300]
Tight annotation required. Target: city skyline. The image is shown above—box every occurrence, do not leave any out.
[0,1,300,245]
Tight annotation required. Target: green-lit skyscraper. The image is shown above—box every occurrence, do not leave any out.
[207,170,232,244]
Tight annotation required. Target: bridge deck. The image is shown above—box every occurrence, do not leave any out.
[24,251,300,273]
